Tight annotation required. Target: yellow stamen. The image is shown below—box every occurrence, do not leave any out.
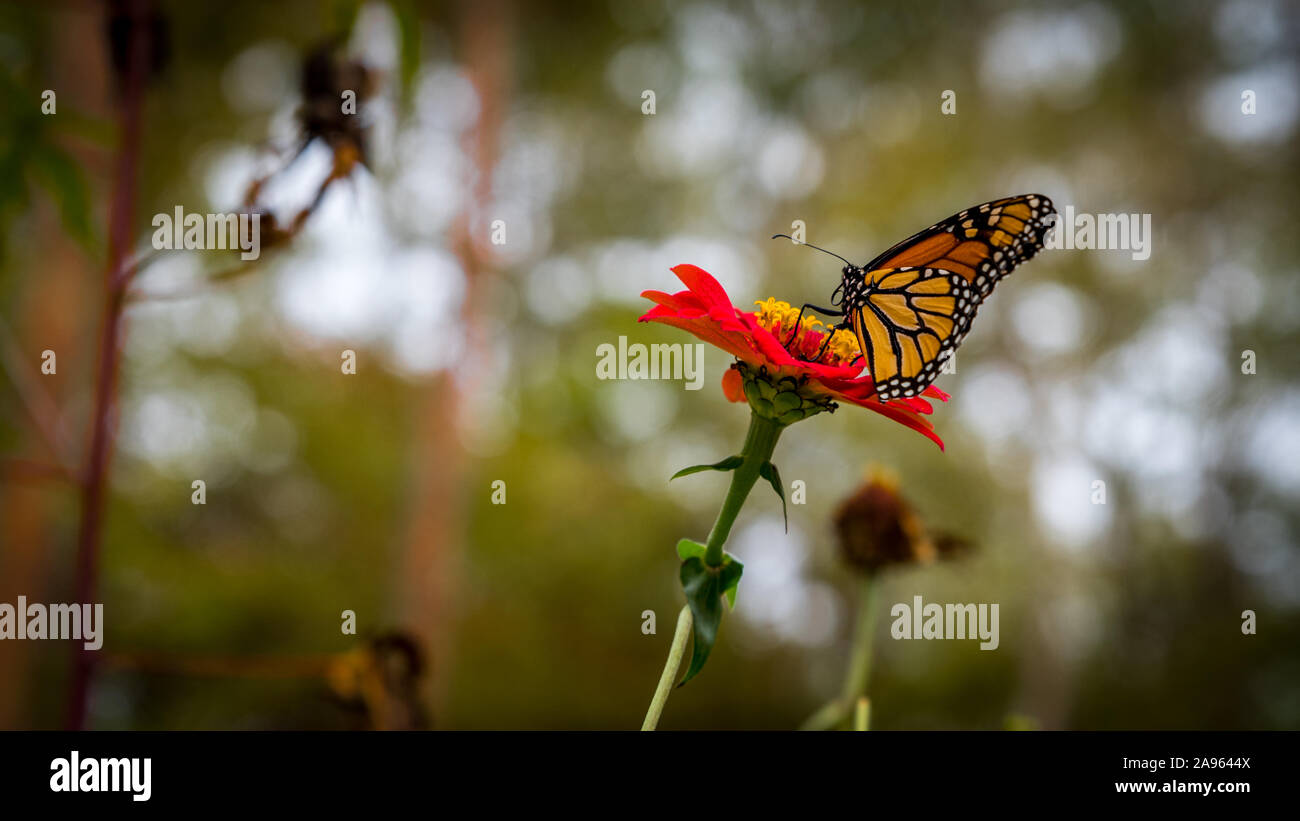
[825,327,861,364]
[751,298,862,366]
[753,298,821,336]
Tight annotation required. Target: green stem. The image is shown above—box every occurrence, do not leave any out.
[799,699,844,731]
[641,411,785,729]
[800,575,878,730]
[853,696,871,731]
[641,605,693,731]
[842,576,878,706]
[704,411,784,566]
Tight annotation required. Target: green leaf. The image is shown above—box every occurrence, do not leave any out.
[675,539,706,561]
[670,455,743,481]
[678,554,744,686]
[760,461,788,532]
[721,553,744,610]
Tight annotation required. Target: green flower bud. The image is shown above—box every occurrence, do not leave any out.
[734,363,837,424]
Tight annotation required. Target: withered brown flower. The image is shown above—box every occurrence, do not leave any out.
[298,37,377,170]
[833,468,971,575]
[326,632,428,730]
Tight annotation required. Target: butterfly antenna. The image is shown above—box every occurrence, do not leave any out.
[771,234,853,267]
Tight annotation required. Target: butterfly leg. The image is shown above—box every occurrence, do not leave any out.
[784,303,844,348]
[809,319,850,362]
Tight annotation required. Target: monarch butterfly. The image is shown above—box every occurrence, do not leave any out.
[776,194,1056,400]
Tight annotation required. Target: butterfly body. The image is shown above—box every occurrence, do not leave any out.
[826,194,1056,400]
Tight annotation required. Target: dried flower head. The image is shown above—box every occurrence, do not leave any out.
[833,467,971,574]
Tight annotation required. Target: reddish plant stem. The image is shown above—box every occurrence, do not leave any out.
[398,0,511,721]
[65,0,149,731]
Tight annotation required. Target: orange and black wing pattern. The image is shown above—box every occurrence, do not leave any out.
[848,195,1056,399]
[862,194,1055,298]
[851,266,978,400]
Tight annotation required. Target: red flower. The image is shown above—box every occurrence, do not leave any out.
[639,264,949,449]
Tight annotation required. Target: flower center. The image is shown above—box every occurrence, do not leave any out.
[751,298,861,366]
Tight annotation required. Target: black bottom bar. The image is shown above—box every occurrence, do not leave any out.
[0,730,1285,808]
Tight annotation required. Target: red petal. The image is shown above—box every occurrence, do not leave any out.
[639,289,706,313]
[740,315,803,367]
[639,314,756,362]
[898,396,934,415]
[857,400,946,450]
[670,264,735,311]
[721,367,745,402]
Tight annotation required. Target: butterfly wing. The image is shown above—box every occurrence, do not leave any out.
[862,194,1056,298]
[852,267,979,400]
[850,194,1056,399]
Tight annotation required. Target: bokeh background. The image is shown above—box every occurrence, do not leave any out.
[1,0,1297,730]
